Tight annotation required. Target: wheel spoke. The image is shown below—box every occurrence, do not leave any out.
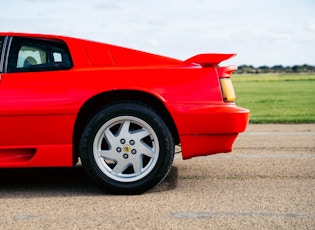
[138,142,155,158]
[131,156,143,174]
[104,128,118,146]
[99,150,120,161]
[112,161,130,174]
[131,128,150,140]
[118,120,131,137]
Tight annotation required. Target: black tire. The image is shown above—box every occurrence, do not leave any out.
[79,102,174,195]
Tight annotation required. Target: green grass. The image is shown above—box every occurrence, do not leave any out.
[232,74,315,123]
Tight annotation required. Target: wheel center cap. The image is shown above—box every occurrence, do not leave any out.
[123,145,131,153]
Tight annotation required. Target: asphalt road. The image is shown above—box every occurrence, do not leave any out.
[0,124,314,229]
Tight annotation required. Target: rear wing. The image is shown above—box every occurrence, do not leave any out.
[183,53,236,67]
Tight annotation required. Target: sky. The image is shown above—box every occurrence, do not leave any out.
[1,0,315,67]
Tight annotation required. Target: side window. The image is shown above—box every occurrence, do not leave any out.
[7,37,73,73]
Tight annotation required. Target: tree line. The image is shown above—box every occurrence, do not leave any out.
[235,64,315,74]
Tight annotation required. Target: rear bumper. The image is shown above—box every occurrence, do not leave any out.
[180,133,238,159]
[167,103,249,159]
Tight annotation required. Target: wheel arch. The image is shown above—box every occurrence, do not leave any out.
[72,90,180,163]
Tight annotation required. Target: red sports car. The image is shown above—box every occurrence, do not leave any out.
[0,32,249,194]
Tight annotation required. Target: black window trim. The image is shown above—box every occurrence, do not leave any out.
[0,36,11,73]
[0,36,3,73]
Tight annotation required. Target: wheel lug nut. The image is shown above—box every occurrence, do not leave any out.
[131,149,137,155]
[123,154,129,159]
[116,147,122,153]
[129,140,135,145]
[120,139,126,144]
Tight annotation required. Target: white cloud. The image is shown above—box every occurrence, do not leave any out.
[149,39,160,46]
[94,3,122,10]
[309,24,315,31]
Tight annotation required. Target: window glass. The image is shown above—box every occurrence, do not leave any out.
[53,52,62,62]
[17,45,47,68]
[7,37,73,73]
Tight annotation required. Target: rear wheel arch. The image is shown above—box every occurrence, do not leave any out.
[72,90,179,163]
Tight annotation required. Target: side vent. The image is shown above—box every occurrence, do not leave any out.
[0,149,36,165]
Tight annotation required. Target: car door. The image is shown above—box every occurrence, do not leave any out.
[0,36,76,158]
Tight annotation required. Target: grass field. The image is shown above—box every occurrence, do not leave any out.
[232,73,315,123]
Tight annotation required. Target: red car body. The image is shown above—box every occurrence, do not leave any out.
[0,32,249,193]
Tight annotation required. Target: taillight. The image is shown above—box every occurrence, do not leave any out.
[217,65,237,103]
[220,78,236,102]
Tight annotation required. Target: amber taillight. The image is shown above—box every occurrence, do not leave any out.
[217,65,237,103]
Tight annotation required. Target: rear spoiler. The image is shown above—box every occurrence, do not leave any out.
[183,53,236,67]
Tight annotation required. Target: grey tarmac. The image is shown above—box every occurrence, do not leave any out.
[0,124,314,229]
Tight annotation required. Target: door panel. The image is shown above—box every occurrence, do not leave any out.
[0,36,76,148]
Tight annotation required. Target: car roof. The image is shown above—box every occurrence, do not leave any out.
[0,32,69,40]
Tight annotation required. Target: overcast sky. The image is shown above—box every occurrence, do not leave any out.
[1,0,315,66]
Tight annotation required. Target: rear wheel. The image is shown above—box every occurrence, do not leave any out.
[79,102,174,194]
